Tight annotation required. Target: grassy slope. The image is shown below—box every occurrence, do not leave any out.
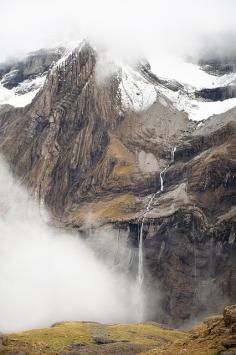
[3,321,185,354]
[3,315,236,354]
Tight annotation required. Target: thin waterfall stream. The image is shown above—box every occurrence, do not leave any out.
[171,146,176,163]
[137,146,176,321]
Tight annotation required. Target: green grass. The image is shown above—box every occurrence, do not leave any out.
[5,321,186,354]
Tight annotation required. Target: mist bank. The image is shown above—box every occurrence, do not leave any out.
[1,0,236,66]
[0,158,138,332]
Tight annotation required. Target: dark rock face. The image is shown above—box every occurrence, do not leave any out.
[0,43,122,218]
[0,42,190,221]
[0,48,64,89]
[140,210,236,326]
[195,85,236,102]
[224,305,236,332]
[199,55,236,76]
[0,42,236,326]
[124,117,236,325]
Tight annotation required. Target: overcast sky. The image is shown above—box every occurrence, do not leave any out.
[1,0,236,62]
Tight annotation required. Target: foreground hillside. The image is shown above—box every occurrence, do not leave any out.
[1,306,236,355]
[1,322,185,354]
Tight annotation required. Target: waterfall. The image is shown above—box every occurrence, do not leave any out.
[192,216,199,303]
[138,194,157,287]
[171,146,176,162]
[160,167,167,192]
[138,221,144,285]
[161,146,176,191]
[137,219,145,322]
[193,236,198,301]
[137,146,177,321]
[137,193,159,321]
[114,229,120,265]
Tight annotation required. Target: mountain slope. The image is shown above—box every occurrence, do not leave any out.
[0,42,235,326]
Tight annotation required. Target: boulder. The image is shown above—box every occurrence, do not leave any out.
[223,306,236,328]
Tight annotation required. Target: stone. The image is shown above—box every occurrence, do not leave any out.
[92,336,117,345]
[224,306,236,328]
[231,323,236,334]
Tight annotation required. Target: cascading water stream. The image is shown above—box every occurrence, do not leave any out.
[138,194,157,286]
[193,235,198,301]
[160,167,167,192]
[137,197,157,321]
[114,229,120,265]
[137,146,177,321]
[171,146,176,163]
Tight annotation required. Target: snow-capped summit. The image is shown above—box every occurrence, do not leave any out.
[0,47,65,107]
[1,42,236,122]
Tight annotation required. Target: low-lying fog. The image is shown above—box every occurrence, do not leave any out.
[0,158,138,332]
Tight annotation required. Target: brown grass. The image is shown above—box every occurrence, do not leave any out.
[71,193,138,224]
[5,321,186,354]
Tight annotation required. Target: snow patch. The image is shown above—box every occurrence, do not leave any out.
[55,39,85,68]
[119,56,236,120]
[150,53,236,90]
[157,85,236,121]
[0,75,46,107]
[119,65,157,112]
[187,97,236,121]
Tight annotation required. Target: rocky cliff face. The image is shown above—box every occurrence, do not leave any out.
[0,42,235,326]
[0,47,64,89]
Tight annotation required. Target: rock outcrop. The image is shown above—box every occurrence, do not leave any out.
[158,305,236,354]
[0,47,64,90]
[0,42,235,326]
[224,305,236,332]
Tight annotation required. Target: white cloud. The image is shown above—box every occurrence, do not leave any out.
[0,157,138,332]
[0,0,236,64]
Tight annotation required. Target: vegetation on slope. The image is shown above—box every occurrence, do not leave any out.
[2,321,185,354]
[2,305,236,354]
